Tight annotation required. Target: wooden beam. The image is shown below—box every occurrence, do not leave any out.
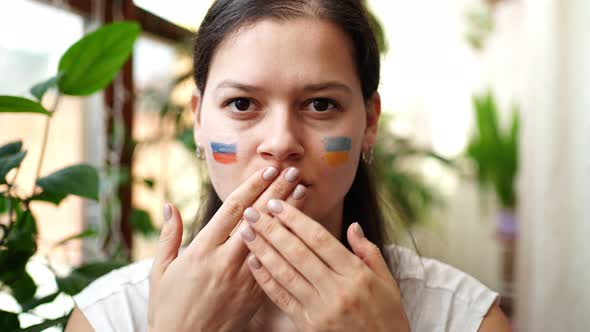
[102,0,136,261]
[33,0,194,42]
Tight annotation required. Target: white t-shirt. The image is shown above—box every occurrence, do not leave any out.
[73,244,499,331]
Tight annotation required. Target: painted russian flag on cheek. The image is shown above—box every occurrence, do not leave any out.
[323,137,352,166]
[210,142,237,164]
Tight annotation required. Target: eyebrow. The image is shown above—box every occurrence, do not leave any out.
[214,80,352,94]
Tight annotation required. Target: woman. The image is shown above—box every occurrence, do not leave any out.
[66,0,511,331]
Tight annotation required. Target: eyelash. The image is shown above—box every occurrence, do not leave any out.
[224,97,341,113]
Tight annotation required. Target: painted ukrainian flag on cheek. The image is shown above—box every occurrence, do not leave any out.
[210,142,237,164]
[323,137,351,166]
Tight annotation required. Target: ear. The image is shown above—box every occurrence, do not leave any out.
[191,89,204,142]
[362,91,381,152]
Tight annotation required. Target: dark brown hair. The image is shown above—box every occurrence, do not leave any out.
[190,0,391,256]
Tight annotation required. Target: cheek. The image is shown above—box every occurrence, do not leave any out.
[314,135,362,193]
[201,132,247,201]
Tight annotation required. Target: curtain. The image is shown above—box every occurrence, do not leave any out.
[516,0,590,330]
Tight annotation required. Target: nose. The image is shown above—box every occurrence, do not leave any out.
[256,108,304,162]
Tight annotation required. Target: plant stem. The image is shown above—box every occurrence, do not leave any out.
[32,94,62,194]
[5,167,21,226]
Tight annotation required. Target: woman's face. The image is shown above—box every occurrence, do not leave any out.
[193,18,380,231]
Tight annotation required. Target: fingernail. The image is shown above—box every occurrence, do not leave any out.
[267,199,283,213]
[354,222,365,238]
[241,224,256,242]
[285,167,300,183]
[244,207,260,223]
[263,167,279,180]
[292,184,307,200]
[163,204,172,222]
[248,254,262,269]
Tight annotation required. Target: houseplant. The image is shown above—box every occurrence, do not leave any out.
[0,21,144,331]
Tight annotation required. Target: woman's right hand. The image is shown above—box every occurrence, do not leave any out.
[148,166,306,332]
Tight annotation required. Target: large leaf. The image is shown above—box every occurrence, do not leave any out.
[36,164,99,201]
[131,208,158,238]
[0,96,50,115]
[10,271,37,305]
[30,73,63,101]
[53,229,97,248]
[0,309,20,331]
[58,21,141,96]
[0,150,27,185]
[28,191,68,205]
[0,141,23,158]
[57,261,127,295]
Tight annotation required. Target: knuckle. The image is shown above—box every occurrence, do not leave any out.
[246,176,265,194]
[355,272,373,290]
[368,242,381,256]
[259,217,277,236]
[278,267,298,287]
[290,243,308,265]
[336,291,361,314]
[257,267,273,285]
[311,228,331,250]
[222,200,245,221]
[275,288,293,309]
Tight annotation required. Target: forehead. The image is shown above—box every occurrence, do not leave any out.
[206,18,361,94]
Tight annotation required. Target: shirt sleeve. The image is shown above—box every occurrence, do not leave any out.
[72,258,153,332]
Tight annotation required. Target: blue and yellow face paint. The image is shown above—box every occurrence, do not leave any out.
[210,142,237,164]
[322,136,352,166]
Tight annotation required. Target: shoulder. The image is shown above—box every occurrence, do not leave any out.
[72,257,154,332]
[382,244,500,332]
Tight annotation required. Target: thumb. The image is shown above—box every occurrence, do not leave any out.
[347,222,392,281]
[151,203,183,283]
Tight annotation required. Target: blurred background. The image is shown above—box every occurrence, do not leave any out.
[0,0,588,331]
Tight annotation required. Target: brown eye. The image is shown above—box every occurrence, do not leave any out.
[311,98,335,112]
[232,98,251,111]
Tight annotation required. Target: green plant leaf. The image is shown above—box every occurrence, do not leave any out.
[58,21,141,96]
[0,309,20,331]
[29,73,64,102]
[131,208,157,238]
[36,164,99,201]
[0,150,27,185]
[29,191,68,205]
[177,128,196,151]
[0,141,23,158]
[142,178,155,189]
[56,261,127,295]
[0,195,6,213]
[0,96,50,115]
[16,315,69,332]
[10,271,37,305]
[0,210,37,286]
[53,229,98,248]
[20,291,60,312]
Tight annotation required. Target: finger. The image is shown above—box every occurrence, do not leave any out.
[283,183,307,213]
[245,252,303,317]
[229,167,302,237]
[239,223,317,306]
[222,167,303,261]
[188,166,279,252]
[266,199,356,275]
[150,203,183,286]
[241,206,333,292]
[347,222,394,281]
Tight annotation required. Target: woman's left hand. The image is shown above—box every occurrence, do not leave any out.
[238,199,411,332]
